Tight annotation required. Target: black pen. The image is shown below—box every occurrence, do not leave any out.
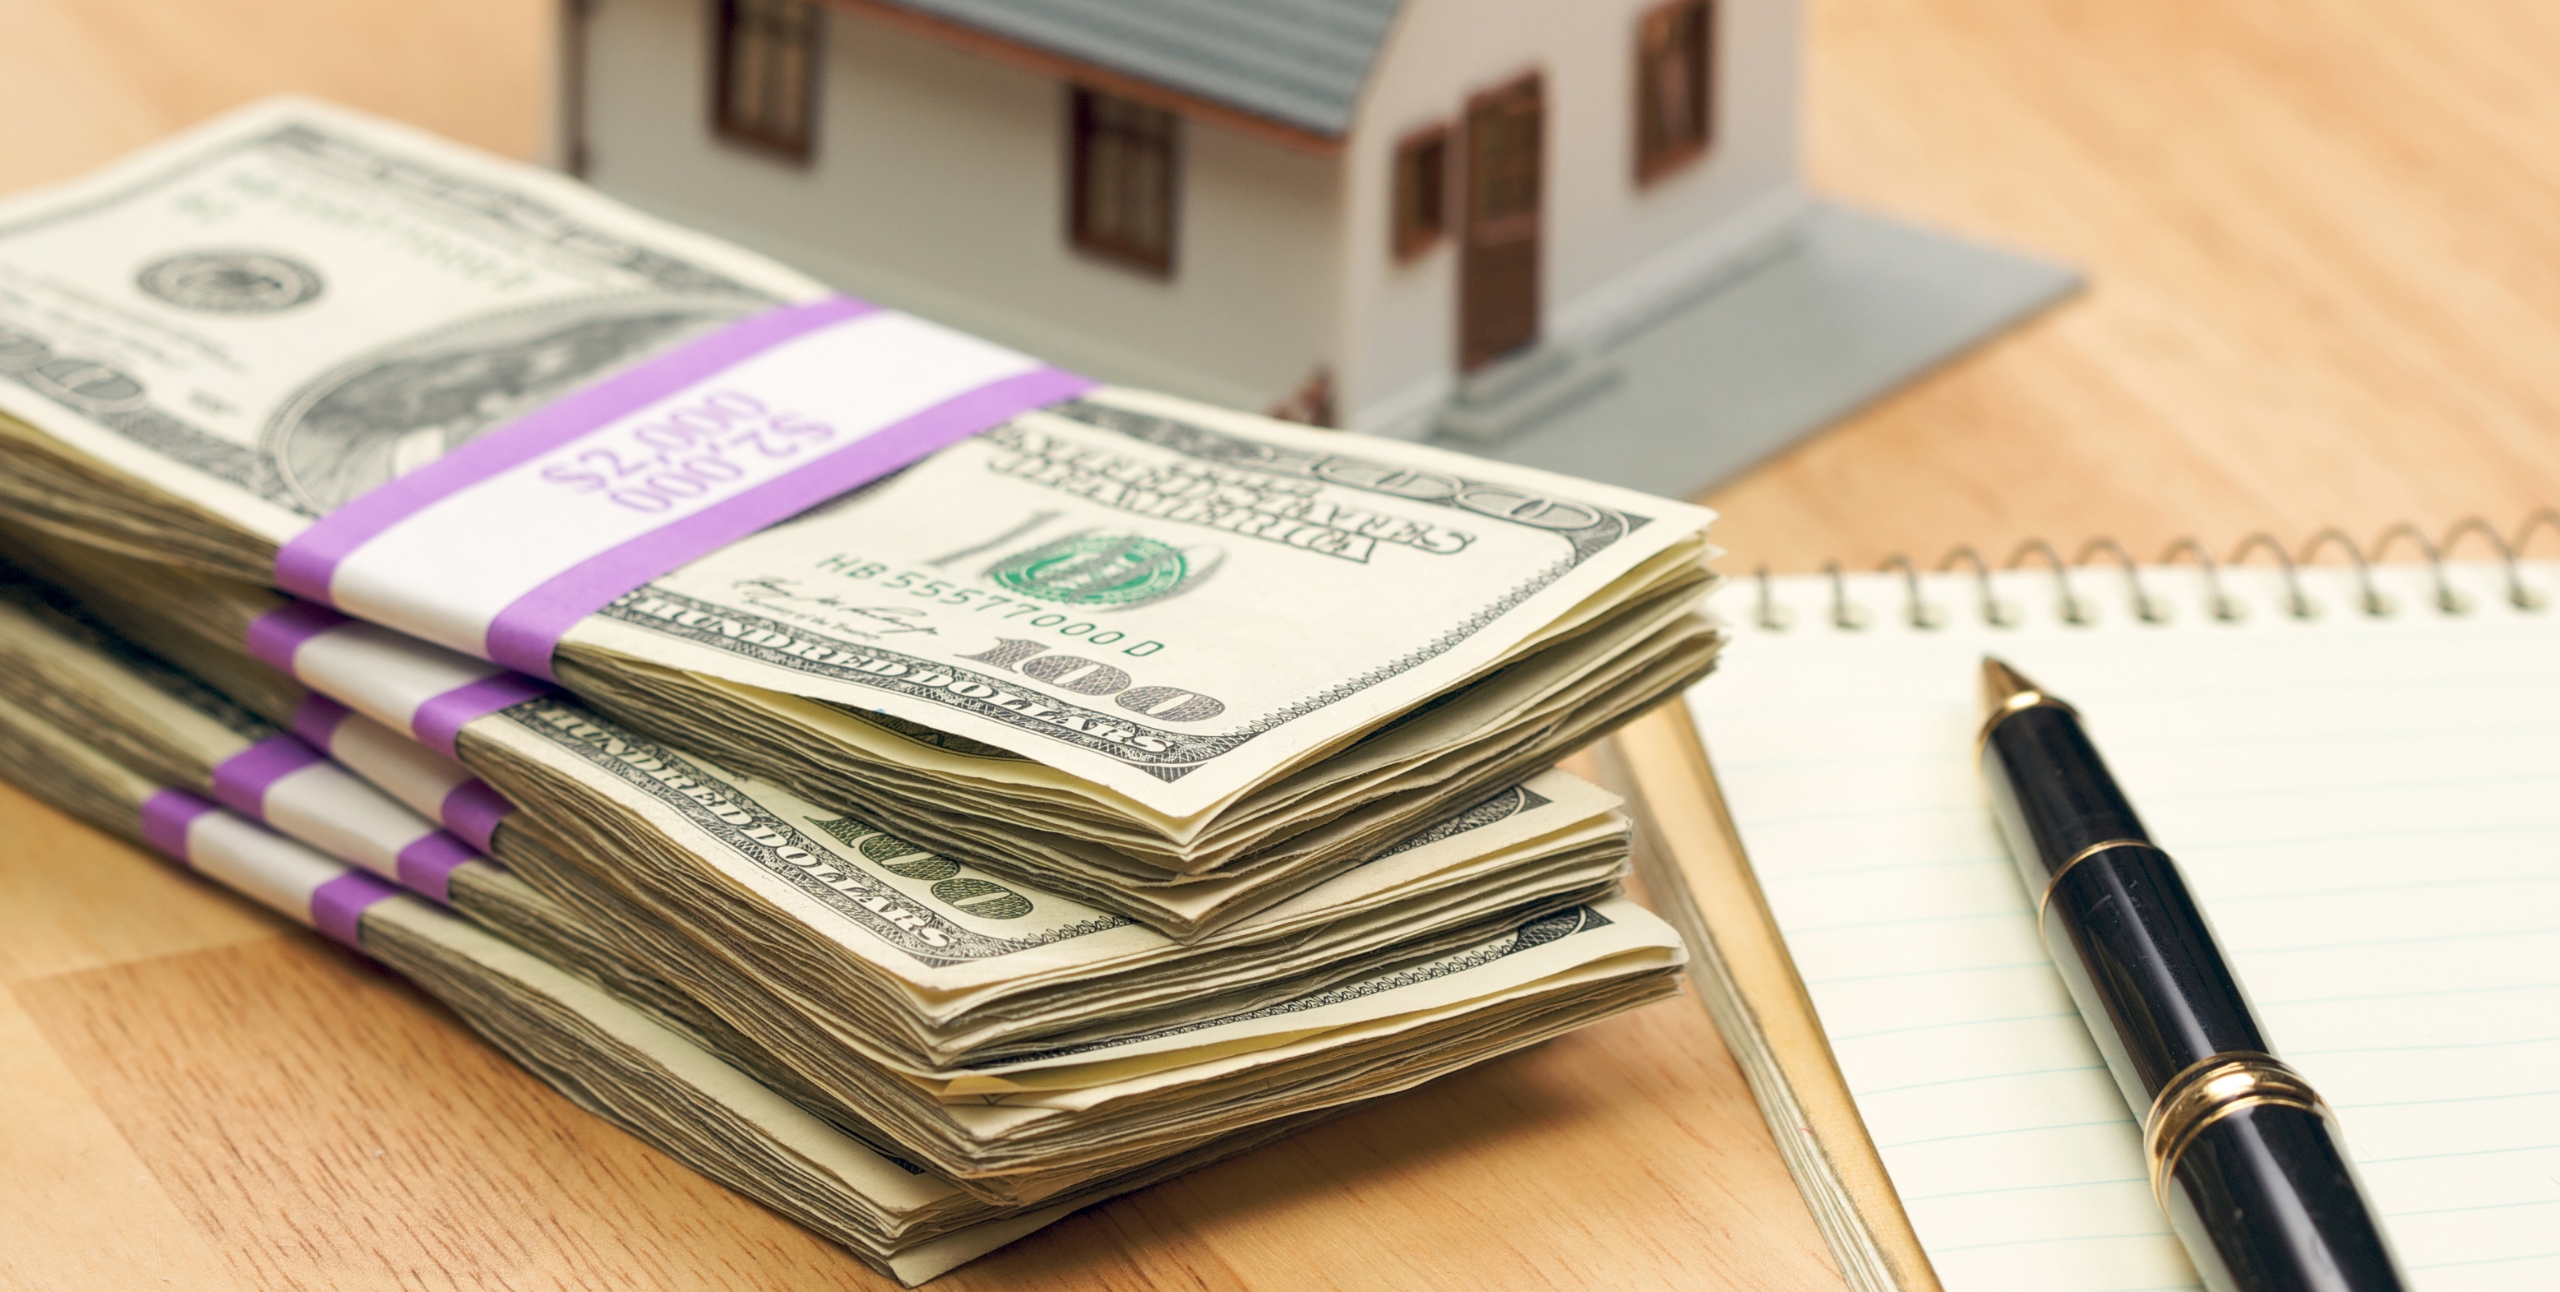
[1975,657,2406,1292]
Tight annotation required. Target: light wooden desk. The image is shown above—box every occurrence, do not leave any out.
[5,2,2558,1288]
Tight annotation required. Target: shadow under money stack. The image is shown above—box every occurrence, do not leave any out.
[0,100,1717,1267]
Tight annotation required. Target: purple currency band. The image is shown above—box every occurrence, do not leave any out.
[439,778,514,851]
[210,734,324,820]
[250,600,547,756]
[291,692,355,748]
[293,687,515,853]
[413,672,551,759]
[310,870,402,950]
[474,363,1094,678]
[272,299,876,606]
[394,831,477,904]
[269,296,1093,681]
[246,599,351,673]
[139,788,216,861]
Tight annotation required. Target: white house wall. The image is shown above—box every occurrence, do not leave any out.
[577,0,1343,412]
[1341,0,1803,436]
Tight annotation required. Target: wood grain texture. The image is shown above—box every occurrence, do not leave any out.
[1707,0,2560,574]
[0,0,546,194]
[0,778,276,983]
[0,982,249,1292]
[6,0,2557,1286]
[17,922,894,1292]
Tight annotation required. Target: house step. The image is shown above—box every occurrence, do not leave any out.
[1433,345,1624,444]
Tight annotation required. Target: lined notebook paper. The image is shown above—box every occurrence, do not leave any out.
[1685,559,2560,1292]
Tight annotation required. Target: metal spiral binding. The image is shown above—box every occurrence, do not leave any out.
[1821,561,1867,631]
[1878,554,1944,629]
[1936,546,2017,627]
[2159,538,2241,622]
[2374,522,2467,614]
[1750,510,2560,632]
[2227,531,2314,619]
[1752,565,1794,630]
[2443,516,2551,610]
[2301,527,2393,617]
[2075,536,2171,624]
[2008,538,2091,625]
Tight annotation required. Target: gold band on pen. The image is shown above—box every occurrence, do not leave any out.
[2143,1053,2330,1213]
[2036,838,2156,935]
[1975,688,2079,749]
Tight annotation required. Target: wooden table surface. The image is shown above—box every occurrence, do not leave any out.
[5,1,2559,1288]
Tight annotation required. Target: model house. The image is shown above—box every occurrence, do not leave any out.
[558,0,1805,439]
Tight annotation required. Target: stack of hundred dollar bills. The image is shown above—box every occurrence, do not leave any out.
[0,100,1716,1280]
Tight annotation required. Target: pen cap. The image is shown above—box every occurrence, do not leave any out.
[1979,704,2152,877]
[1979,682,2268,1101]
[2042,843,2271,1104]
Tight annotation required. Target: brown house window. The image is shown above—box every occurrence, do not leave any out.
[1635,0,1713,183]
[1069,89,1180,275]
[713,0,823,162]
[1391,125,1450,261]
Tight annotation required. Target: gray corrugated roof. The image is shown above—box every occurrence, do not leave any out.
[870,0,1405,137]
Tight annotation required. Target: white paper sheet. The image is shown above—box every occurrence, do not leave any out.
[1688,559,2560,1291]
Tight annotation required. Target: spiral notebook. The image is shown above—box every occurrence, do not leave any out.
[1605,533,2560,1292]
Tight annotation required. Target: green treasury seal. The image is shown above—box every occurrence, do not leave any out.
[985,534,1192,607]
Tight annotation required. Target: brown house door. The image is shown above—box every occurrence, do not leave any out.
[1460,74,1543,371]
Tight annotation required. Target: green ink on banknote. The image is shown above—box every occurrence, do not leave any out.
[985,534,1190,607]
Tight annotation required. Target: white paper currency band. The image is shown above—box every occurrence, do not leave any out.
[203,732,483,901]
[139,789,398,948]
[249,604,550,759]
[295,693,512,850]
[273,296,1093,680]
